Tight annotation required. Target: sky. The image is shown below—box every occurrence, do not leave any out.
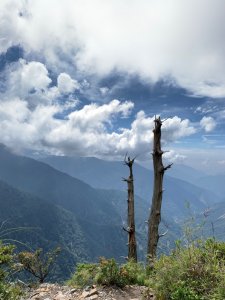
[0,0,225,173]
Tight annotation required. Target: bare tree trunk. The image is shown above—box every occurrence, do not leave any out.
[123,156,137,262]
[147,117,172,264]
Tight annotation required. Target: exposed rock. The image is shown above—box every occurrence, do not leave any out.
[21,283,154,300]
[89,296,98,300]
[88,288,98,296]
[81,290,89,298]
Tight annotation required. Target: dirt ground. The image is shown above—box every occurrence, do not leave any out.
[21,283,155,300]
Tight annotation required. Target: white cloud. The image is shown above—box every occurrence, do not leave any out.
[1,0,225,97]
[47,108,195,158]
[162,117,196,142]
[0,91,196,157]
[19,60,52,92]
[0,1,214,159]
[0,98,59,150]
[1,59,56,107]
[1,60,82,111]
[163,150,186,163]
[57,73,80,94]
[200,116,216,132]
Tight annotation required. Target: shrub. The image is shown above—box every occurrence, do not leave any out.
[68,258,147,288]
[18,247,60,283]
[68,263,98,288]
[0,242,14,281]
[149,239,225,300]
[0,241,21,299]
[68,239,225,299]
[94,257,123,286]
[0,282,22,300]
[120,260,147,286]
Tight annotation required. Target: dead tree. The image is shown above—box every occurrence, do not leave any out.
[147,116,172,264]
[123,155,137,262]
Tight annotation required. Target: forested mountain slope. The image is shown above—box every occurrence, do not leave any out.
[0,144,224,280]
[201,200,225,241]
[0,145,128,266]
[0,145,180,262]
[0,179,89,279]
[42,155,221,220]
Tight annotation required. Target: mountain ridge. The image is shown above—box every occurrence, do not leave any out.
[41,154,221,220]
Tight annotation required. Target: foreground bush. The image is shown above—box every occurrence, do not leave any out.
[68,257,147,288]
[68,239,225,300]
[18,247,60,283]
[0,241,21,299]
[149,239,225,300]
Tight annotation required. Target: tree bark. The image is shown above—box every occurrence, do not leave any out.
[123,156,137,262]
[147,117,172,264]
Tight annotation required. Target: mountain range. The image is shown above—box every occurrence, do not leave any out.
[0,144,224,280]
[41,155,221,220]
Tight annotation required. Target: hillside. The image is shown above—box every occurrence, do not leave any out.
[201,200,225,241]
[0,145,180,263]
[0,180,89,280]
[0,146,118,225]
[162,163,205,184]
[41,155,221,220]
[0,144,223,281]
[0,146,131,263]
[197,174,225,198]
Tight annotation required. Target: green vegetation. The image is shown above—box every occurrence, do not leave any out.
[0,180,89,280]
[149,239,225,299]
[68,258,147,288]
[0,145,225,298]
[18,247,61,283]
[0,242,22,300]
[68,239,225,300]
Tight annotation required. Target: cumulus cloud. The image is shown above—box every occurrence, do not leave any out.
[19,60,52,92]
[163,117,196,142]
[200,116,216,132]
[0,99,58,150]
[1,0,225,97]
[0,59,82,110]
[0,1,214,158]
[57,73,80,94]
[0,93,196,157]
[163,150,186,163]
[1,59,57,107]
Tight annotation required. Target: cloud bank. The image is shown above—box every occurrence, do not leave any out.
[0,59,197,158]
[0,0,221,161]
[0,98,196,158]
[1,0,225,97]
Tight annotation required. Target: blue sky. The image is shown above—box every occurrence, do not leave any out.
[0,0,225,173]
